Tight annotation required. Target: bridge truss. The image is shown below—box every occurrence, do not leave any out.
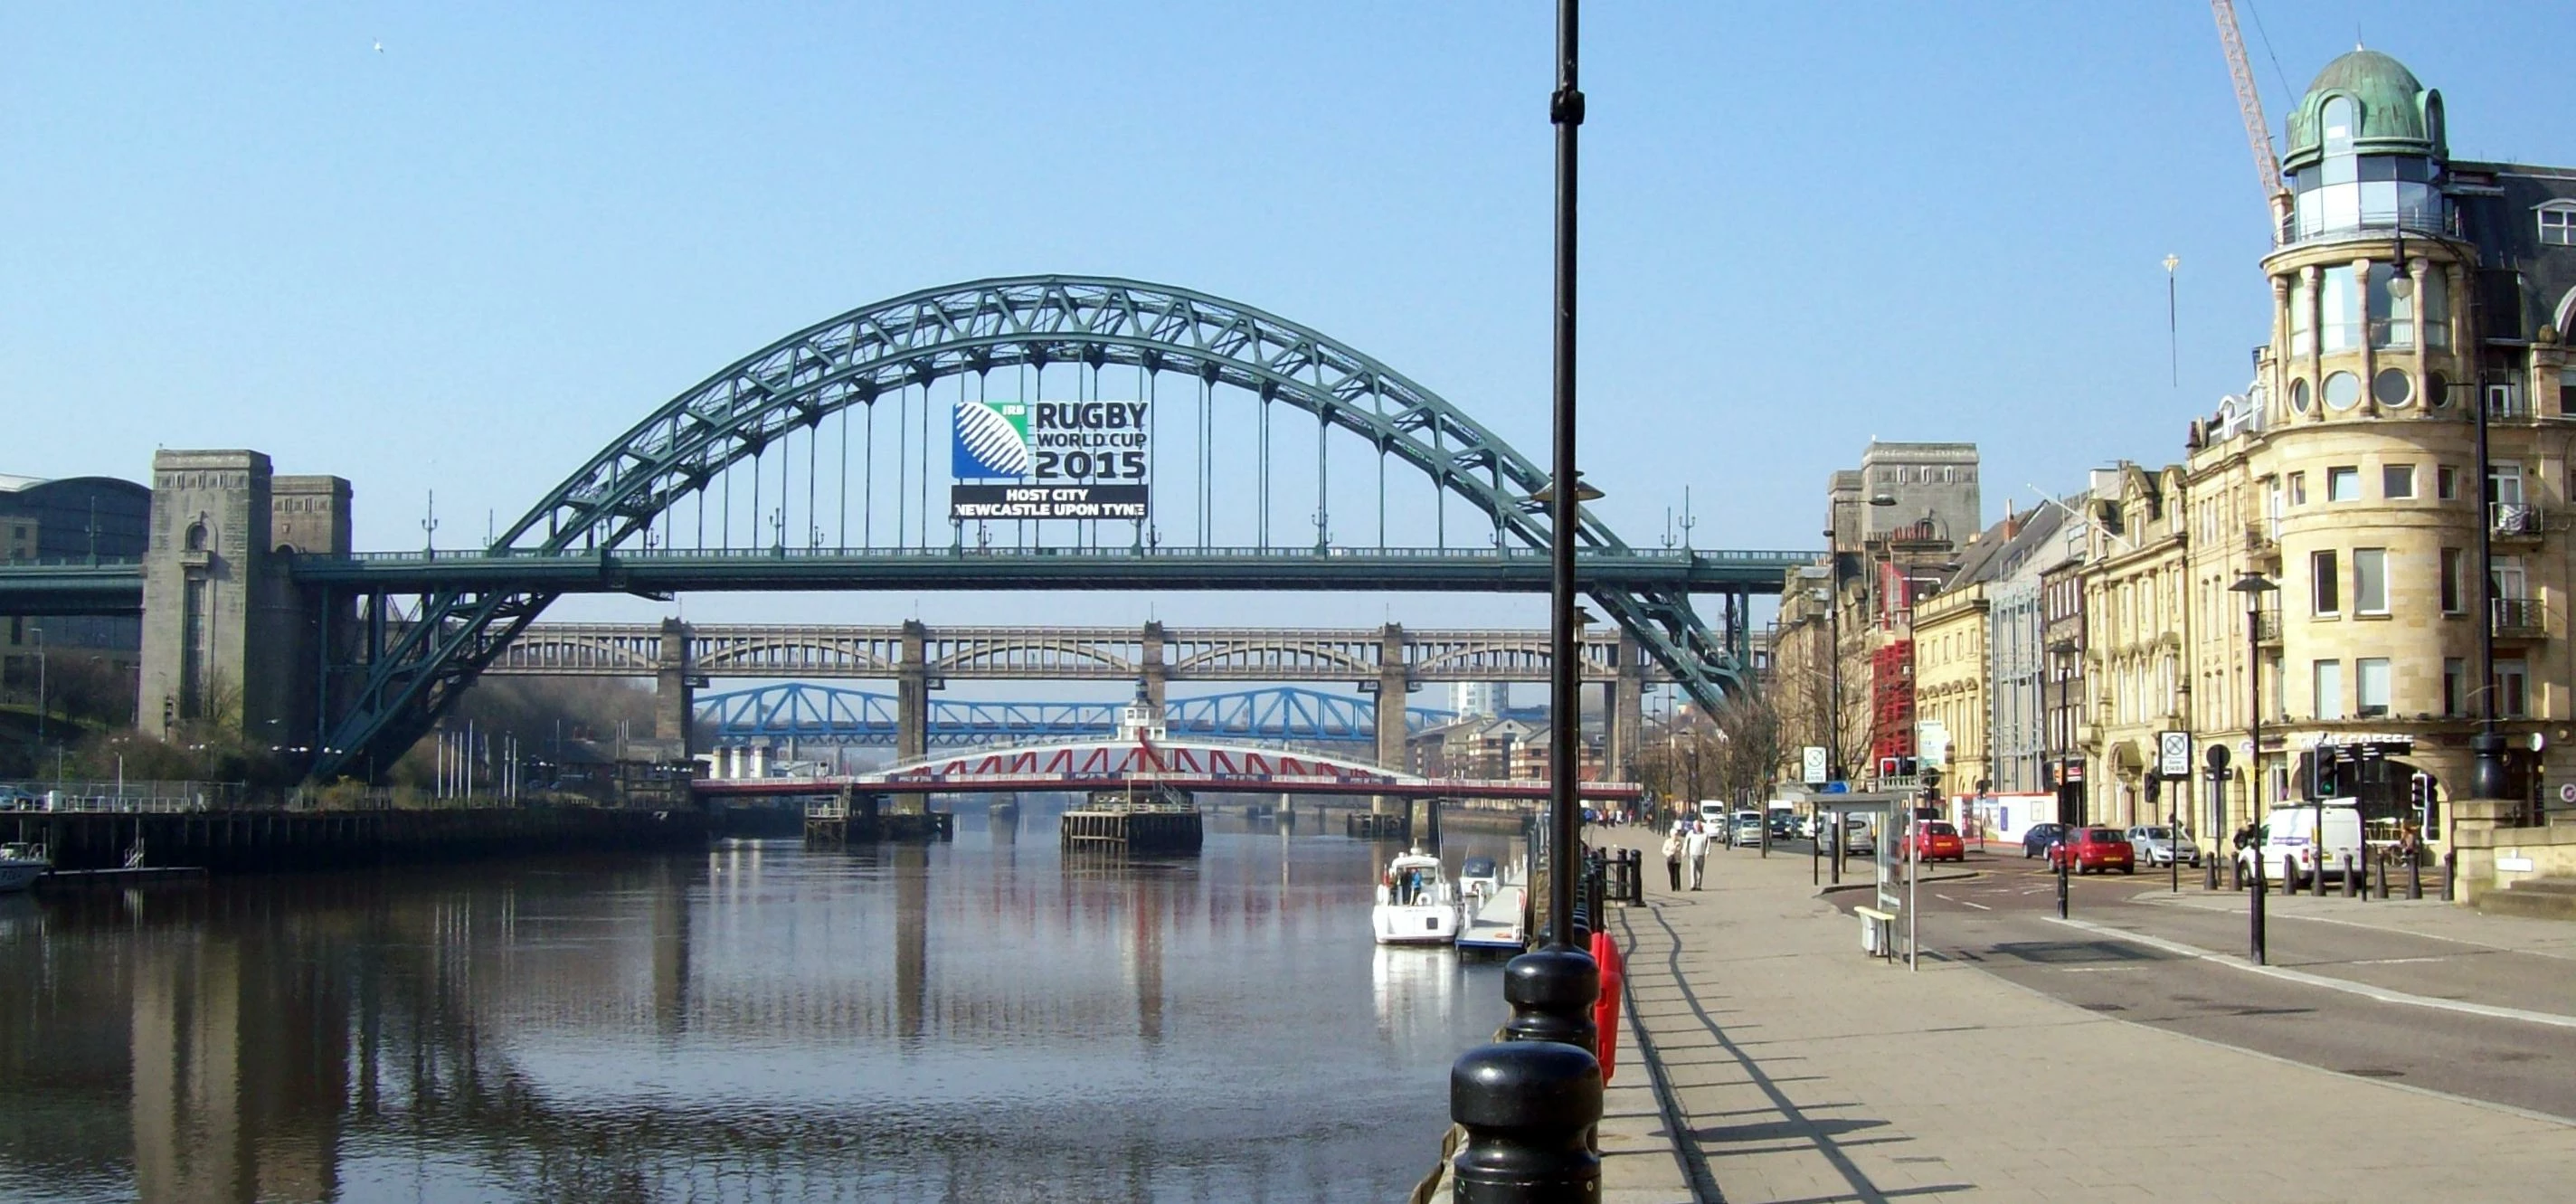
[308,276,1793,782]
[697,683,1479,747]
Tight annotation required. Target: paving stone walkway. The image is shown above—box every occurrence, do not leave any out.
[1591,827,2576,1203]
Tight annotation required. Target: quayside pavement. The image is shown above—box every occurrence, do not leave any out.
[1586,826,2576,1203]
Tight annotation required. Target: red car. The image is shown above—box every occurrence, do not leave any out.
[1908,820,1965,862]
[2047,827,2136,875]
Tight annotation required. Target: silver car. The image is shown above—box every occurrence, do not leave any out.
[2126,825,2201,867]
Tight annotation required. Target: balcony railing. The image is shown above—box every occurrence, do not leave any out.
[2492,502,2543,539]
[2250,610,2283,643]
[2492,597,2548,638]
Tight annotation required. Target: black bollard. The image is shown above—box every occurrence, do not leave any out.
[2249,854,2268,966]
[2205,856,2221,892]
[2343,853,2358,898]
[2442,849,2455,902]
[2373,848,2388,899]
[1499,942,1599,1068]
[2055,850,2070,919]
[2230,849,2242,892]
[2284,855,2302,896]
[2409,848,2422,900]
[1450,1038,1604,1202]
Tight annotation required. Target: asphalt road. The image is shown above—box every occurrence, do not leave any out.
[1778,843,2576,1123]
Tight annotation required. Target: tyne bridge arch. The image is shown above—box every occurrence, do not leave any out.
[311,275,1771,782]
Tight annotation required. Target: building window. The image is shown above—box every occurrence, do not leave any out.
[2542,204,2576,247]
[2445,658,2467,716]
[2564,367,2576,415]
[2312,549,2340,615]
[2382,464,2415,498]
[2321,267,2361,352]
[2321,96,2355,150]
[2287,472,2307,505]
[2422,272,2450,349]
[2324,370,2363,411]
[2290,279,2314,356]
[2353,548,2388,614]
[2368,263,2413,348]
[2494,555,2527,602]
[2326,467,2360,501]
[2373,368,2413,406]
[2496,659,2529,718]
[2440,547,2465,613]
[2357,658,2391,718]
[2289,377,2312,412]
[2314,659,2345,721]
[2437,465,2458,499]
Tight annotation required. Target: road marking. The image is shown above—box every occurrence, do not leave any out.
[2045,915,2576,1030]
[1960,899,1992,911]
[2347,956,2448,966]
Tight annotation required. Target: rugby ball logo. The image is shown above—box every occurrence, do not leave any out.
[952,399,1033,479]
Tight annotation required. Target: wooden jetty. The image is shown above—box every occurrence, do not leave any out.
[1060,784,1202,854]
[804,787,954,844]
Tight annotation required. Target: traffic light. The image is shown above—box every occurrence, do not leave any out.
[2144,773,2162,806]
[1920,767,1942,803]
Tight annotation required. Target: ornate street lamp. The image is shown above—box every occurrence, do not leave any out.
[2230,570,2277,965]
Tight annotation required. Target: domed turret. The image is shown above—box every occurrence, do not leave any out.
[2277,48,2448,243]
[2283,48,2444,171]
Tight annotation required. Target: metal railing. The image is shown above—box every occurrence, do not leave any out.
[2492,597,2549,636]
[2491,502,2543,537]
[314,544,1821,566]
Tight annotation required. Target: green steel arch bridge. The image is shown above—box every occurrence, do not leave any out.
[0,276,1814,782]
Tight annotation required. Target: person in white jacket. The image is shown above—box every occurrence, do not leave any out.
[1682,820,1712,890]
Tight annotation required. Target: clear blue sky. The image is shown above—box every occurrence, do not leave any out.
[7,2,2571,636]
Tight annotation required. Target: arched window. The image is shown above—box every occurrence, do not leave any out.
[2322,96,2356,152]
[2541,201,2576,248]
[184,522,208,552]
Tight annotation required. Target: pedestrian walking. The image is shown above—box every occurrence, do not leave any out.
[1684,820,1711,890]
[1662,824,1685,890]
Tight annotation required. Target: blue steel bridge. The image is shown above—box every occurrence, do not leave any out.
[698,682,1530,748]
[0,275,1814,783]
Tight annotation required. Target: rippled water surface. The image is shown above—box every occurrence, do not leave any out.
[0,809,1516,1202]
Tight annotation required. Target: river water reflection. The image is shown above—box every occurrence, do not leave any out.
[0,807,1518,1202]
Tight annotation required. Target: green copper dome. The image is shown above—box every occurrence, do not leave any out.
[2282,48,2445,170]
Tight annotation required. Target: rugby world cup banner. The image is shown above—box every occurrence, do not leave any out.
[951,398,1151,520]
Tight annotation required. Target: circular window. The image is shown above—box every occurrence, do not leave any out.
[2373,368,2413,406]
[2324,371,2362,411]
[2290,378,2312,412]
[2429,371,2452,408]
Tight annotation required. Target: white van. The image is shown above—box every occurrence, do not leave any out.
[1696,800,1728,826]
[2238,801,2363,890]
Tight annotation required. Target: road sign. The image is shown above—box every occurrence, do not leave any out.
[2158,730,2192,779]
[1801,745,1828,785]
[1917,721,1949,769]
[2558,782,2574,806]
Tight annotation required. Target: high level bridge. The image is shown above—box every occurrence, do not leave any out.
[0,275,1814,782]
[484,619,1765,767]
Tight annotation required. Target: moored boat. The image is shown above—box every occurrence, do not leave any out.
[1456,855,1528,954]
[1372,848,1461,945]
[0,843,51,893]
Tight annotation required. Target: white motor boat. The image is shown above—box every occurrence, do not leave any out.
[1372,848,1461,946]
[1456,855,1529,954]
[0,843,51,893]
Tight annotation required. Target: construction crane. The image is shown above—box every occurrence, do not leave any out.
[2209,0,2287,218]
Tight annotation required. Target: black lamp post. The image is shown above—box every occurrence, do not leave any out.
[2231,570,2277,965]
[2465,374,2510,801]
[1451,2,1602,1195]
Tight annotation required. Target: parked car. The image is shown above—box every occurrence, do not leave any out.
[2047,827,2137,875]
[1836,817,1876,856]
[1767,810,1799,839]
[2021,822,2068,858]
[1730,811,1765,847]
[0,786,35,811]
[1908,820,1966,863]
[2125,825,2202,867]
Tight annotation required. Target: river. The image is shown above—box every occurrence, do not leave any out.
[0,806,1518,1202]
